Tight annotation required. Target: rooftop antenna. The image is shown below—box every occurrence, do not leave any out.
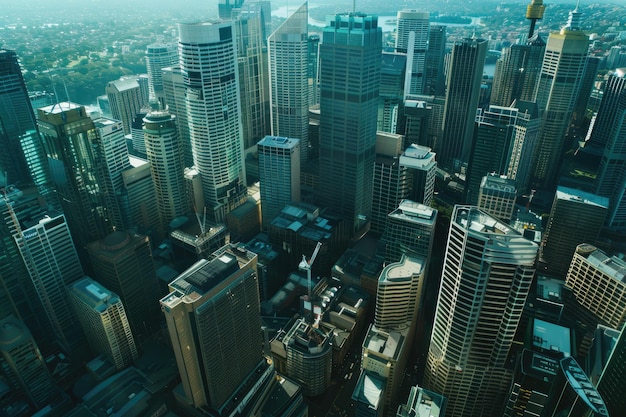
[353,0,356,13]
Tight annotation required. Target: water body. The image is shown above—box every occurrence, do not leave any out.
[272,6,482,32]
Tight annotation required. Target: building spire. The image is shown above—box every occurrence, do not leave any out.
[525,0,545,38]
[564,0,583,31]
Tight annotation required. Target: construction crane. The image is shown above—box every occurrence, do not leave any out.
[299,242,322,299]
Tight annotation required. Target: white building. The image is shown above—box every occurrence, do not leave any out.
[14,212,84,353]
[178,21,247,222]
[424,206,538,417]
[396,10,430,96]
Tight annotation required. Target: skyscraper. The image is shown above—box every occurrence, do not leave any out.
[565,244,626,331]
[383,200,437,264]
[162,66,193,167]
[0,50,50,193]
[490,36,545,108]
[424,206,538,417]
[590,69,626,232]
[258,136,301,229]
[477,174,517,223]
[396,10,429,96]
[87,231,160,340]
[178,22,247,222]
[218,0,244,19]
[532,5,589,187]
[375,254,426,331]
[233,2,271,151]
[0,315,56,409]
[37,102,112,248]
[268,2,310,163]
[318,13,382,233]
[14,212,85,354]
[438,38,487,169]
[68,277,138,370]
[143,109,186,232]
[93,117,132,232]
[540,186,608,277]
[106,77,144,135]
[491,0,545,108]
[424,25,447,96]
[378,52,406,133]
[160,244,266,413]
[145,43,178,106]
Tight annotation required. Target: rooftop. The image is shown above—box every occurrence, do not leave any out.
[532,318,571,356]
[351,371,385,409]
[382,254,425,281]
[364,326,404,360]
[161,244,256,308]
[555,186,609,209]
[388,199,437,225]
[257,135,300,150]
[70,277,122,312]
[577,244,626,283]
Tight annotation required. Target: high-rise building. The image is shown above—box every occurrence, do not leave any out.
[145,43,178,106]
[532,5,589,187]
[308,34,320,106]
[68,277,138,370]
[361,326,410,415]
[566,244,626,330]
[596,324,626,417]
[87,231,160,340]
[106,77,144,135]
[399,96,445,150]
[162,66,193,167]
[37,102,112,249]
[396,10,429,96]
[143,110,187,232]
[371,132,410,235]
[540,187,608,277]
[129,109,149,158]
[424,206,538,417]
[318,13,382,233]
[400,144,437,206]
[0,315,56,409]
[218,0,244,19]
[0,186,52,350]
[119,156,160,235]
[234,2,271,152]
[371,138,437,236]
[258,136,301,229]
[477,174,517,223]
[270,317,333,396]
[178,22,247,222]
[14,212,85,354]
[160,244,267,414]
[424,26,447,96]
[490,35,545,107]
[383,200,437,265]
[378,52,406,133]
[268,2,309,164]
[590,69,626,232]
[93,117,132,232]
[0,49,49,189]
[375,254,426,331]
[438,38,487,169]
